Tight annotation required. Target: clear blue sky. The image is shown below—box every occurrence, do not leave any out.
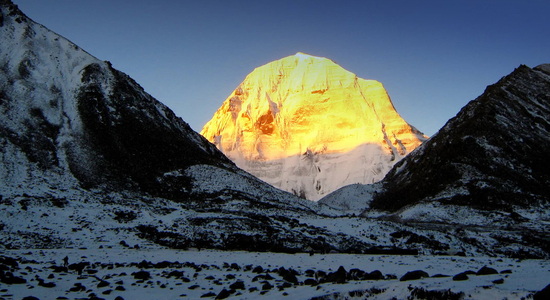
[14,0,550,136]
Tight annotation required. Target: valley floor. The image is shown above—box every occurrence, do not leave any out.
[1,249,549,300]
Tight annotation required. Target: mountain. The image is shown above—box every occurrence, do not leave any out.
[370,64,550,213]
[201,52,427,200]
[2,0,455,256]
[321,64,550,257]
[0,0,234,201]
[3,1,550,260]
[0,0,367,253]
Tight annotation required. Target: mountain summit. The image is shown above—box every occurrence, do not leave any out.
[201,53,427,200]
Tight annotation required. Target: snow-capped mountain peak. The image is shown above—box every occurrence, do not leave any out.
[201,53,427,200]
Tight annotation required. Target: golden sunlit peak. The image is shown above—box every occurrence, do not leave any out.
[294,52,324,60]
[201,53,428,200]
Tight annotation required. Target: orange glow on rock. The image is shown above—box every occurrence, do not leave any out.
[201,53,427,200]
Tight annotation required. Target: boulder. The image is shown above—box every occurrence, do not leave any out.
[477,266,498,275]
[364,270,384,280]
[400,270,429,282]
[452,272,469,281]
[534,283,550,300]
[229,280,245,290]
[133,270,151,280]
[215,289,231,300]
[326,266,348,284]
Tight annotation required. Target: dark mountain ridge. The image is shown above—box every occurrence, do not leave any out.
[1,0,236,200]
[0,0,382,254]
[3,0,550,258]
[0,0,234,200]
[370,64,550,212]
[75,62,233,197]
[319,64,550,257]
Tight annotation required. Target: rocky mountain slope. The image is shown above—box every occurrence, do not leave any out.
[0,0,349,253]
[0,0,455,257]
[0,0,233,201]
[321,64,550,257]
[371,64,550,213]
[2,0,550,262]
[201,53,427,200]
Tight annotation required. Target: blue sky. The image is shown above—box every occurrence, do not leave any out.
[14,0,550,136]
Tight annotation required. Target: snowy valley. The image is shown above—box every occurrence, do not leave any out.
[1,1,550,299]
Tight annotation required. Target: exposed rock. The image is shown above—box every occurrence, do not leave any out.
[278,267,299,285]
[0,272,26,284]
[399,270,429,281]
[215,289,231,299]
[68,282,86,292]
[534,283,550,300]
[0,256,18,268]
[282,272,298,285]
[363,270,384,280]
[477,266,499,275]
[326,266,348,284]
[452,272,469,281]
[167,270,184,278]
[371,64,550,212]
[201,292,216,298]
[252,266,264,273]
[132,270,151,280]
[97,280,110,288]
[229,280,245,290]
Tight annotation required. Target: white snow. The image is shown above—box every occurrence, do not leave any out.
[2,5,550,300]
[318,182,382,214]
[2,249,549,300]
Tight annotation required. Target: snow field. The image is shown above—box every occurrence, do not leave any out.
[1,249,549,300]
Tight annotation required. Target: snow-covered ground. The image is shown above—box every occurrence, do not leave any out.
[2,4,550,300]
[1,249,549,299]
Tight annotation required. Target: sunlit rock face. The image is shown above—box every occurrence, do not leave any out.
[201,53,427,200]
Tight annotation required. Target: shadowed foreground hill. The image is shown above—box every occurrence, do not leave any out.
[371,64,550,211]
[0,0,234,201]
